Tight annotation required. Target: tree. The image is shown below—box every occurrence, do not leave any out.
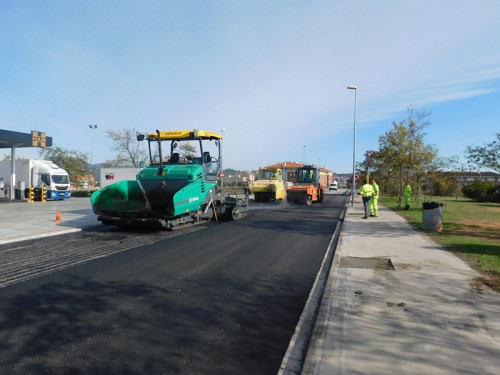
[178,143,197,159]
[374,108,438,207]
[105,129,147,167]
[465,132,500,173]
[431,155,464,200]
[38,147,88,189]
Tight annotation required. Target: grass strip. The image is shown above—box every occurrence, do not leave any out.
[378,196,500,278]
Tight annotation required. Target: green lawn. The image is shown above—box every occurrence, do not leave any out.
[378,196,500,276]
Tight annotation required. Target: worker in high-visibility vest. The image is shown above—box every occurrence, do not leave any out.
[369,179,379,217]
[360,179,374,219]
[404,183,412,210]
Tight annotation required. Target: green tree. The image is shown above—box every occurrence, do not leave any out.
[375,108,438,207]
[38,147,88,189]
[105,129,147,167]
[465,132,500,173]
[430,155,465,200]
[367,149,393,195]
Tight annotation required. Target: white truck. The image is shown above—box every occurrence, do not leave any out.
[329,181,338,191]
[0,159,71,200]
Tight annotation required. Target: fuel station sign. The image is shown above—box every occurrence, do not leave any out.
[31,131,47,147]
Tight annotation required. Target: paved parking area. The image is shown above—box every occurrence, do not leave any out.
[0,197,99,244]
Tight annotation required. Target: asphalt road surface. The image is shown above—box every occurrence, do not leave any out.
[0,192,348,375]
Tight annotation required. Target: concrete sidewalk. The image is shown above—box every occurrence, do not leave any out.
[301,199,500,374]
[0,197,99,245]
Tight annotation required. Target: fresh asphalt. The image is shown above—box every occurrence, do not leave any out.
[0,196,346,374]
[1,194,499,374]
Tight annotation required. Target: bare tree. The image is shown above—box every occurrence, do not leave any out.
[105,129,147,167]
[465,132,500,173]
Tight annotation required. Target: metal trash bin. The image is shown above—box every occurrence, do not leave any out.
[422,201,443,232]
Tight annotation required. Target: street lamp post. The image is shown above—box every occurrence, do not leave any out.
[221,128,226,190]
[88,124,98,194]
[347,86,357,207]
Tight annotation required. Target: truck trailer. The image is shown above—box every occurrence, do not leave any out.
[0,159,71,200]
[100,168,141,189]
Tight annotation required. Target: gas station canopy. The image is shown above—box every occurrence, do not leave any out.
[0,129,53,199]
[0,129,53,149]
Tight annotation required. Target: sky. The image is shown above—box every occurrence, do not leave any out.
[1,0,499,173]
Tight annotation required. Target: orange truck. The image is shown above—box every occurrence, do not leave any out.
[286,165,324,205]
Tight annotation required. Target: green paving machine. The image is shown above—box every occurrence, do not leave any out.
[91,129,249,229]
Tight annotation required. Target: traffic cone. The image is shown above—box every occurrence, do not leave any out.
[55,210,62,223]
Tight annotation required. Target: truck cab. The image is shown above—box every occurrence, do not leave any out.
[33,161,71,200]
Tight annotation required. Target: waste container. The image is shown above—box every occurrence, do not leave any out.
[422,201,443,232]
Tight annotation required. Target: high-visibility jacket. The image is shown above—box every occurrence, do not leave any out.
[360,183,374,197]
[404,184,412,198]
[372,183,379,198]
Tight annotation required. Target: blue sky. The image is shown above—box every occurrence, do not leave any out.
[1,0,499,173]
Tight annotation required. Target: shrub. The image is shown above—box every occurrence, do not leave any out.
[462,181,499,202]
[429,179,456,196]
[71,190,96,197]
[487,184,500,203]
